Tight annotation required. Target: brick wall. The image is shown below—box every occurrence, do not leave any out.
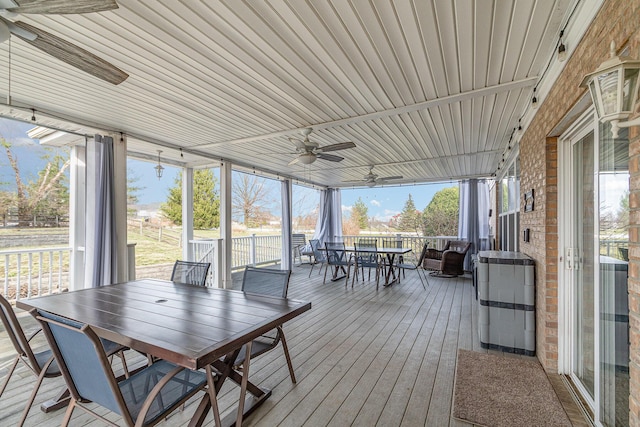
[518,0,639,424]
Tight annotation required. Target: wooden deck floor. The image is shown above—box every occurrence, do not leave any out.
[0,265,586,426]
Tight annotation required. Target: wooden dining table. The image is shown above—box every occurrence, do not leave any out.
[16,278,312,426]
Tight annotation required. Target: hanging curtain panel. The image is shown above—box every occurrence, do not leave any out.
[313,188,343,245]
[458,179,490,271]
[84,134,118,287]
[281,180,292,271]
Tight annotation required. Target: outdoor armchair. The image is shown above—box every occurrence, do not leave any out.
[423,240,471,277]
[235,267,297,383]
[171,260,211,286]
[34,310,218,427]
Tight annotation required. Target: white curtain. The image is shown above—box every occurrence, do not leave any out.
[458,179,490,271]
[281,180,292,271]
[84,135,118,287]
[313,188,343,244]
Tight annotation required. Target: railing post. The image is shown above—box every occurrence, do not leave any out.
[211,239,222,288]
[250,234,257,267]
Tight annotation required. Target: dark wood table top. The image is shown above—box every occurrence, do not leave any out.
[17,279,311,370]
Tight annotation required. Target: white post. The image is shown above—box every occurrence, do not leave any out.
[250,234,257,266]
[220,161,233,288]
[112,134,128,283]
[69,144,85,291]
[182,167,194,260]
[214,239,223,288]
[127,243,136,280]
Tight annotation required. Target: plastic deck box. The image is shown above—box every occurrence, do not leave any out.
[477,250,535,356]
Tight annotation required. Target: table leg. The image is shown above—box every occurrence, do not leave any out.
[189,345,272,427]
[384,254,399,287]
[40,387,70,413]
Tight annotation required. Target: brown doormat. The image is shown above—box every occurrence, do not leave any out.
[453,349,572,426]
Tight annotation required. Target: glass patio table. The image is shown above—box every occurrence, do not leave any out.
[17,278,311,426]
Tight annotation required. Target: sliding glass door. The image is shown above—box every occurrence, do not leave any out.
[561,115,629,427]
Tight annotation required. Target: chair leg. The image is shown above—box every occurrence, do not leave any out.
[277,326,297,384]
[0,355,20,397]
[61,398,77,427]
[18,360,51,427]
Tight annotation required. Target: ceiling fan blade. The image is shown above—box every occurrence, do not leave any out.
[13,21,128,85]
[288,157,299,166]
[380,175,403,180]
[317,153,344,162]
[4,0,118,14]
[2,17,36,40]
[289,137,307,151]
[318,141,356,152]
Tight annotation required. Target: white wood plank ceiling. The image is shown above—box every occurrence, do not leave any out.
[0,0,580,187]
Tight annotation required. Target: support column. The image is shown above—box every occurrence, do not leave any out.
[220,161,233,288]
[112,134,128,283]
[182,167,194,261]
[69,144,85,291]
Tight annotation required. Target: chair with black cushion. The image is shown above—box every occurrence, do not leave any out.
[396,242,430,289]
[353,240,382,287]
[171,260,211,286]
[308,239,327,278]
[34,309,219,427]
[0,294,130,427]
[324,242,355,284]
[235,267,297,383]
[423,240,472,277]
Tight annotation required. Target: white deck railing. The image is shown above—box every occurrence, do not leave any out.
[1,234,458,301]
[1,247,72,301]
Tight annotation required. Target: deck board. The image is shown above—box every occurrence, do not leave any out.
[0,266,582,426]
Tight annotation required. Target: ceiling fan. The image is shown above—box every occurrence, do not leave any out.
[344,166,403,187]
[0,0,128,85]
[288,128,356,166]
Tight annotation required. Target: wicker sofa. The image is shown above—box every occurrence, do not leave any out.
[423,240,471,277]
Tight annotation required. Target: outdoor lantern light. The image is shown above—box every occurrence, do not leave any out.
[154,150,164,179]
[581,41,640,138]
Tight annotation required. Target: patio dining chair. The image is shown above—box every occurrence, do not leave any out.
[234,267,297,383]
[396,242,430,289]
[324,241,355,284]
[0,294,128,427]
[308,239,327,278]
[171,260,211,286]
[34,309,218,427]
[353,240,383,287]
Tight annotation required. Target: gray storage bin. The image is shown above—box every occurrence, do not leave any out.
[477,250,535,356]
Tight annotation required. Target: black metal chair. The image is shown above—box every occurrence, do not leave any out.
[34,309,218,427]
[308,239,327,278]
[171,260,211,286]
[353,240,382,287]
[396,242,430,289]
[0,294,128,427]
[324,241,355,284]
[234,267,297,383]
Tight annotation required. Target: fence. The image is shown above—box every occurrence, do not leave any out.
[127,218,182,246]
[1,213,69,228]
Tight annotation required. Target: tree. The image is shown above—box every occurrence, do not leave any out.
[232,174,275,227]
[127,167,144,206]
[160,169,220,229]
[421,186,459,237]
[398,194,420,232]
[1,139,70,224]
[351,197,368,229]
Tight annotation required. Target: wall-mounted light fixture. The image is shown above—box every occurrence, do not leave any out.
[581,41,640,138]
[154,150,164,179]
